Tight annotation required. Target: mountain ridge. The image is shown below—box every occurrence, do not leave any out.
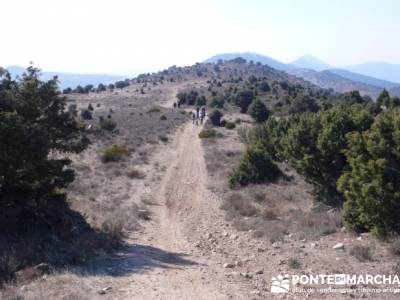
[289,54,331,71]
[204,52,400,97]
[5,65,127,90]
[204,52,292,71]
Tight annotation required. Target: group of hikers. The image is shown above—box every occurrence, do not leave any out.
[192,106,206,126]
[172,102,206,126]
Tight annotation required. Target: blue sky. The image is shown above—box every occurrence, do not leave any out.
[0,0,399,74]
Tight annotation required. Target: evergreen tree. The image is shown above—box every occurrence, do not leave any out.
[248,99,269,123]
[0,66,88,221]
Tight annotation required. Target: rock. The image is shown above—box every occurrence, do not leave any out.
[300,238,307,243]
[356,236,362,241]
[257,247,265,252]
[223,263,235,268]
[138,209,150,220]
[222,231,228,237]
[98,287,112,295]
[310,242,318,248]
[240,272,253,279]
[255,269,264,275]
[234,261,243,267]
[250,290,261,295]
[230,234,238,240]
[333,243,345,250]
[272,242,280,248]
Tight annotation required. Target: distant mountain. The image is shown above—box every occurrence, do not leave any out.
[289,54,330,71]
[204,52,292,71]
[343,62,400,84]
[6,65,126,90]
[288,68,390,98]
[328,68,399,89]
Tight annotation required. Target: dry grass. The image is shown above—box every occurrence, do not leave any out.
[221,192,258,217]
[290,209,342,239]
[389,236,400,256]
[350,245,374,262]
[261,208,279,220]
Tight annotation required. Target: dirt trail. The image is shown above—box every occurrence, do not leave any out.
[113,122,228,299]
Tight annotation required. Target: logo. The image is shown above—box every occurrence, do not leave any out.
[271,274,290,293]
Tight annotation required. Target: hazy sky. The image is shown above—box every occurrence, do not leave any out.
[1,0,399,74]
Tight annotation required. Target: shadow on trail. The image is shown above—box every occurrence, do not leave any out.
[74,243,199,277]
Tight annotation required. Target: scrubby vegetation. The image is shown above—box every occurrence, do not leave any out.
[199,129,217,139]
[100,118,117,131]
[229,142,280,187]
[209,110,223,126]
[248,99,269,123]
[233,89,400,238]
[102,144,130,162]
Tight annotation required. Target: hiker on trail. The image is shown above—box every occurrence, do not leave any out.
[200,106,206,125]
[173,102,177,110]
[196,106,200,119]
[177,101,181,108]
[192,112,196,124]
[201,106,206,117]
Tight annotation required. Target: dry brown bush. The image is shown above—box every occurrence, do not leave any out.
[261,208,279,220]
[350,245,374,262]
[126,168,146,179]
[221,192,258,217]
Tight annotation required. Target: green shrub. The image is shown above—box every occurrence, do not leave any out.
[229,142,280,187]
[102,144,129,163]
[196,96,207,106]
[209,98,225,109]
[234,90,254,113]
[248,99,269,123]
[338,109,400,237]
[225,122,236,130]
[199,129,216,139]
[288,258,301,269]
[159,136,168,143]
[160,115,167,121]
[282,106,373,206]
[260,81,271,92]
[209,110,223,126]
[81,109,92,120]
[290,94,319,113]
[100,119,117,131]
